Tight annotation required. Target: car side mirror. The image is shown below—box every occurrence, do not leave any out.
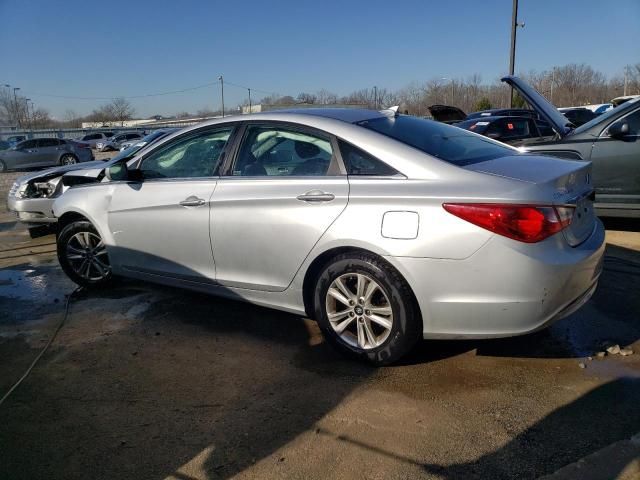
[106,162,129,181]
[608,121,630,139]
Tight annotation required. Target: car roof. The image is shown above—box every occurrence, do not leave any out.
[252,108,385,124]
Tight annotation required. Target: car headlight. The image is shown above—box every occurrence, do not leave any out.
[9,181,28,198]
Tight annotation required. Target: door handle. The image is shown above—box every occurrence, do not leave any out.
[179,196,206,207]
[296,190,335,202]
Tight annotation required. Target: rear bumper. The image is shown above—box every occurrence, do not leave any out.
[389,219,606,339]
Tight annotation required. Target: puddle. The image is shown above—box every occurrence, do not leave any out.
[0,267,72,302]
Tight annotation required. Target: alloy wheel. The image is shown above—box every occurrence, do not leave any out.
[325,273,393,350]
[66,231,110,281]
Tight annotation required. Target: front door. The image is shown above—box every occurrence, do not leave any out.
[107,126,234,283]
[211,123,348,291]
[590,108,640,208]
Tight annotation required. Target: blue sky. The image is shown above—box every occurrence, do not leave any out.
[1,0,638,118]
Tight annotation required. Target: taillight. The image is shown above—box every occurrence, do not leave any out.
[443,203,574,243]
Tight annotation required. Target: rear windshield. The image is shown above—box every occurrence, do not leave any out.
[358,115,515,166]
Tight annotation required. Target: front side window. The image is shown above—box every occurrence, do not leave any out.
[140,127,232,179]
[232,126,334,176]
[338,140,398,176]
[358,115,515,166]
[18,140,37,149]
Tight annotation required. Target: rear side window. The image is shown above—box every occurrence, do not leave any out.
[338,140,398,176]
[359,115,514,166]
[38,138,59,147]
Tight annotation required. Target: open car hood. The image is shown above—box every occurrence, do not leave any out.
[501,76,574,137]
[428,104,467,123]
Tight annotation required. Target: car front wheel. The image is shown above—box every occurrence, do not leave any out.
[313,252,421,365]
[57,220,112,288]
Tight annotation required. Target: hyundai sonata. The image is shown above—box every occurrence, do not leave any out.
[52,109,605,365]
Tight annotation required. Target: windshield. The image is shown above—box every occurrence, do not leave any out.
[110,143,144,162]
[358,115,515,166]
[573,97,640,134]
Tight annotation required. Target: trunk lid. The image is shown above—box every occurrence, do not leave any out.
[465,154,595,246]
[501,76,574,137]
[428,104,467,124]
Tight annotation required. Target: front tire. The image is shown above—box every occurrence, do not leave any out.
[313,252,421,366]
[57,220,113,288]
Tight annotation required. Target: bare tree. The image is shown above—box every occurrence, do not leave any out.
[107,97,136,125]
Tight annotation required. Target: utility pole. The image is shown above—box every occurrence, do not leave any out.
[373,86,377,109]
[508,0,524,107]
[13,87,21,128]
[248,87,252,113]
[25,98,31,131]
[624,65,629,96]
[218,75,225,117]
[550,67,555,103]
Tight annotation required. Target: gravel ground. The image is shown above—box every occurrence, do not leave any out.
[0,170,639,480]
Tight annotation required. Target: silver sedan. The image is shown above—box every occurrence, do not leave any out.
[52,109,605,365]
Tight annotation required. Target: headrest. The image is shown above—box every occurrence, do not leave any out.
[294,141,320,159]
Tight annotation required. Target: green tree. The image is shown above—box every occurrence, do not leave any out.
[474,97,492,111]
[512,91,528,108]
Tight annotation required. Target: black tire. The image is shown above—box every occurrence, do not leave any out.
[60,154,78,166]
[313,252,421,366]
[57,220,113,288]
[0,160,6,172]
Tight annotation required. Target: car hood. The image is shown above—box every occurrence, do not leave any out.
[501,76,574,137]
[428,105,467,123]
[16,160,106,184]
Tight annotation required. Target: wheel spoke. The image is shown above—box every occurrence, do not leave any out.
[83,232,91,249]
[92,259,106,277]
[334,277,354,303]
[368,305,392,316]
[327,287,350,307]
[67,254,84,260]
[67,245,84,256]
[363,280,377,303]
[74,233,86,248]
[363,319,378,346]
[334,315,355,334]
[356,274,367,299]
[356,320,366,348]
[328,309,350,323]
[367,313,392,330]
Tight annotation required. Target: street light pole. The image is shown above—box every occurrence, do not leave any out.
[373,86,377,109]
[218,75,225,117]
[508,0,524,107]
[13,87,21,128]
[248,87,252,113]
[25,98,31,131]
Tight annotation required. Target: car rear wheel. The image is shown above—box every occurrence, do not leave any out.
[313,252,421,366]
[57,220,113,288]
[60,154,78,166]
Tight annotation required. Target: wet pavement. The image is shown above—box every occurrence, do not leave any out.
[0,173,639,479]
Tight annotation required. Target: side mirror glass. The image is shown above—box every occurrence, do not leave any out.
[106,162,129,181]
[608,121,630,139]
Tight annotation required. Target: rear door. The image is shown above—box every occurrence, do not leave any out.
[36,138,63,166]
[210,122,349,291]
[6,140,40,168]
[589,107,640,209]
[107,125,235,282]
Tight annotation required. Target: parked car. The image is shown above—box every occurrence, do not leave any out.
[76,132,114,148]
[96,132,144,152]
[427,105,467,124]
[465,108,539,120]
[0,138,94,172]
[611,95,640,107]
[7,129,177,233]
[453,116,554,145]
[0,140,10,151]
[118,128,178,151]
[51,108,603,365]
[558,107,598,126]
[6,135,27,147]
[503,75,640,217]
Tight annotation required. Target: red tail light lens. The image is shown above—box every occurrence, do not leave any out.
[443,203,574,243]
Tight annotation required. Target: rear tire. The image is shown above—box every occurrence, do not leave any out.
[57,220,113,288]
[60,154,77,166]
[313,252,421,366]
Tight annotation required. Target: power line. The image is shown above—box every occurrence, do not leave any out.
[21,79,277,101]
